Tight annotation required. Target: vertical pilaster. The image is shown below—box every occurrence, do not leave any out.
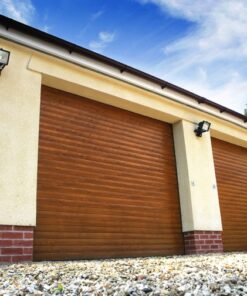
[173,120,223,254]
[0,40,41,227]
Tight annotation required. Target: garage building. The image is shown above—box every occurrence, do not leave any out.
[0,15,246,263]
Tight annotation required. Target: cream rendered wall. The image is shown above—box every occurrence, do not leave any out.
[0,40,41,226]
[173,120,222,232]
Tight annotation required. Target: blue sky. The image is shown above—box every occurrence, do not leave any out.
[1,0,247,114]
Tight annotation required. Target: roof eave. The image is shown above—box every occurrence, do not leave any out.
[0,14,246,123]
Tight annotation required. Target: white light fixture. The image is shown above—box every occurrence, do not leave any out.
[0,48,10,73]
[194,120,211,137]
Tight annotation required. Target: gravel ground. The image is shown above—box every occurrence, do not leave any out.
[0,253,246,296]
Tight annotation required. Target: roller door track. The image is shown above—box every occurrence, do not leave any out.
[212,138,247,252]
[34,86,184,261]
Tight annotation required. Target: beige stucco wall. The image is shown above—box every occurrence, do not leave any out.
[173,120,222,232]
[0,39,41,226]
[0,38,246,229]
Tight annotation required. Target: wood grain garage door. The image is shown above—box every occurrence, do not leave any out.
[34,86,184,261]
[212,138,247,251]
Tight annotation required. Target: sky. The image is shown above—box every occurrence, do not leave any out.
[1,0,247,114]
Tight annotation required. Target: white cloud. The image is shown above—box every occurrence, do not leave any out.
[89,31,116,52]
[138,0,247,113]
[78,10,105,38]
[0,0,35,24]
[91,10,104,21]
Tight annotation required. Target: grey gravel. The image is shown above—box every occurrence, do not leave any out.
[0,253,247,295]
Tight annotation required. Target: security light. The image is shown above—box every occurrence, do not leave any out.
[194,120,211,137]
[0,48,10,73]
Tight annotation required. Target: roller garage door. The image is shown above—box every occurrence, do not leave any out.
[212,138,247,251]
[34,86,184,261]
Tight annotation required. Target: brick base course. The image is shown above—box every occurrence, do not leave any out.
[184,231,223,255]
[0,225,34,263]
[0,226,224,262]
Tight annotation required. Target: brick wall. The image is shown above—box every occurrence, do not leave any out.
[184,231,223,255]
[0,225,34,263]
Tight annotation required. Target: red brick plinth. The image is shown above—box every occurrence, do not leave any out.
[184,231,223,255]
[0,225,34,263]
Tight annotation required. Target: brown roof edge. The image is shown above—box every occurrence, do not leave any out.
[1,14,247,123]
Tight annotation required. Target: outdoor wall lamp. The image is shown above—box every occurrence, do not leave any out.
[194,120,211,137]
[0,48,10,74]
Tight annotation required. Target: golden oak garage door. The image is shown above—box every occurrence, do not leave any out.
[212,138,247,251]
[34,86,184,261]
